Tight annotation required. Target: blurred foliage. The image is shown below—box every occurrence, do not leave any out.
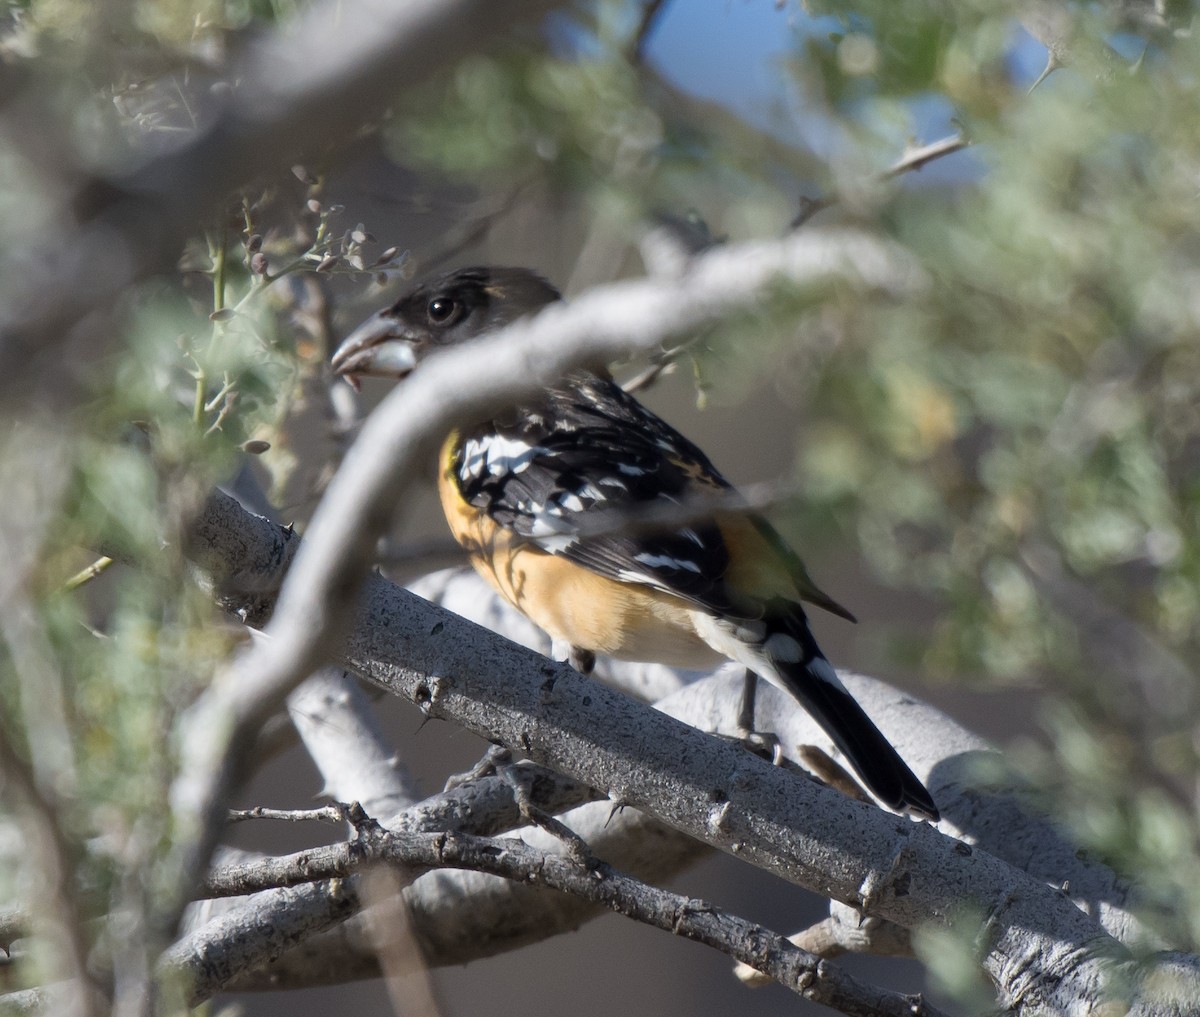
[2,0,1200,1009]
[0,17,405,984]
[788,0,1200,968]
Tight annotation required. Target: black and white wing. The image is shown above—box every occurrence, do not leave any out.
[451,375,739,614]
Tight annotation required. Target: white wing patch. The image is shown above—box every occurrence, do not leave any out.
[616,568,678,590]
[461,435,545,481]
[633,551,703,574]
[555,492,586,513]
[532,532,577,553]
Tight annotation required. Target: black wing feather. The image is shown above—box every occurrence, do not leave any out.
[454,375,736,611]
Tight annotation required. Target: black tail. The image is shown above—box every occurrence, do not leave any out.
[761,614,939,821]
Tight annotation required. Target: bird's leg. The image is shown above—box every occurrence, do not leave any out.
[736,667,758,734]
[736,669,784,766]
[552,637,596,675]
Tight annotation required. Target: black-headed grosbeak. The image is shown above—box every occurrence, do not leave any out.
[332,266,939,821]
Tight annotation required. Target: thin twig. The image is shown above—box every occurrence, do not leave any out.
[792,132,970,229]
[62,556,114,592]
[201,826,949,1017]
[883,134,971,178]
[227,804,351,825]
[163,749,604,1003]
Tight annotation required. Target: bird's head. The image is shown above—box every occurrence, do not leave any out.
[331,266,562,389]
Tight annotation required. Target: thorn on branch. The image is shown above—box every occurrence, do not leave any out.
[1028,52,1063,93]
[791,195,831,230]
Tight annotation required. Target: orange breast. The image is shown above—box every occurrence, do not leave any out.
[437,438,725,670]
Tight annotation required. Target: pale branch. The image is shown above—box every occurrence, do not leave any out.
[227,806,349,825]
[345,599,1113,1012]
[179,488,1195,1014]
[342,579,1196,1015]
[166,879,363,1005]
[0,0,565,408]
[410,570,1150,953]
[211,718,704,993]
[378,765,598,839]
[234,799,705,991]
[287,667,421,819]
[0,986,52,1016]
[171,573,731,1000]
[184,485,300,628]
[174,650,598,996]
[199,824,949,1017]
[165,226,927,939]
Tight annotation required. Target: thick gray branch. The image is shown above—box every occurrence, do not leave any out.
[181,488,1200,1015]
[341,578,1126,1016]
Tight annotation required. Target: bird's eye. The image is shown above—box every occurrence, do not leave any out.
[427,297,460,326]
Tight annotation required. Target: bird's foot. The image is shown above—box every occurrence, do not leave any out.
[740,730,785,766]
[552,638,596,675]
[716,730,786,766]
[735,668,785,765]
